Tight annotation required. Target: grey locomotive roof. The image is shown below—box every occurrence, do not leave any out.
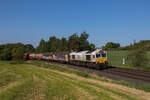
[91,49,104,55]
[70,51,88,55]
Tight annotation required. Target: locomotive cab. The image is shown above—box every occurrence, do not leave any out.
[95,52,107,64]
[90,49,108,65]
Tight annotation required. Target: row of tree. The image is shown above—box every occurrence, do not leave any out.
[103,40,150,51]
[0,32,95,60]
[103,42,120,50]
[36,32,95,53]
[0,43,34,60]
[121,40,150,51]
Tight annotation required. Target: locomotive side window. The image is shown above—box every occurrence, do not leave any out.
[72,55,75,59]
[93,55,95,58]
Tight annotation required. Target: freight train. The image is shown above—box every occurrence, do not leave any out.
[24,49,108,69]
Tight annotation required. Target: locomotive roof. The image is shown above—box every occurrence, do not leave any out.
[91,49,104,55]
[70,49,106,56]
[69,52,77,55]
[78,51,88,54]
[70,51,88,55]
[43,51,69,56]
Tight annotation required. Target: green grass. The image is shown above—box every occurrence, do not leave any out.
[0,61,150,100]
[30,61,150,92]
[107,50,128,66]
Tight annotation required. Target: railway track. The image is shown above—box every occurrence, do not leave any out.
[102,67,150,82]
[48,61,150,85]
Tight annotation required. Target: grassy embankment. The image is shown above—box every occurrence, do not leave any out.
[0,61,150,100]
[107,50,150,70]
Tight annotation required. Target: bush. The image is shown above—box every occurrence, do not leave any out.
[0,43,34,61]
[126,50,148,67]
[0,48,12,60]
[12,46,24,60]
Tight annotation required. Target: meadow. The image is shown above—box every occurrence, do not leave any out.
[0,61,150,100]
[107,50,150,69]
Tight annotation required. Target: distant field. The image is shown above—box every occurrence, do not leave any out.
[107,50,150,68]
[0,61,150,100]
[107,51,128,67]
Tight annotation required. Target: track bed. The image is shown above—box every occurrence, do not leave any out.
[48,61,150,85]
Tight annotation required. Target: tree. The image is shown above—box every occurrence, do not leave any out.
[78,32,90,51]
[0,45,5,58]
[89,43,95,51]
[68,32,95,52]
[60,37,68,51]
[24,44,35,53]
[122,40,150,51]
[0,43,34,60]
[0,43,25,60]
[0,48,12,60]
[68,33,79,51]
[104,42,120,49]
[12,46,24,60]
[47,36,60,52]
[36,39,49,53]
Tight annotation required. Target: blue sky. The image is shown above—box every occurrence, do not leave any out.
[0,0,150,47]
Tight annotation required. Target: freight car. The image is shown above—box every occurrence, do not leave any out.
[24,49,108,69]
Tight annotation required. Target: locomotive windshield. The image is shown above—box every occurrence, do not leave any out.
[96,53,106,58]
[102,53,106,57]
[96,54,101,58]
